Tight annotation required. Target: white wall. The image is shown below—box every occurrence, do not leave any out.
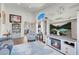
[71,19,77,39]
[0,4,6,34]
[0,4,1,32]
[2,4,35,37]
[77,12,79,55]
[0,4,1,10]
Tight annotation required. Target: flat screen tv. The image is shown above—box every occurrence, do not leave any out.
[50,22,71,36]
[9,14,21,23]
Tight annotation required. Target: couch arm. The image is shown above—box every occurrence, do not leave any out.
[0,48,9,55]
[3,44,13,55]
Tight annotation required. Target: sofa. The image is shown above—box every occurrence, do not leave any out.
[0,42,13,55]
[0,34,13,55]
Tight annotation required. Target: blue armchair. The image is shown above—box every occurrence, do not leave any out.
[27,32,37,42]
[0,42,13,55]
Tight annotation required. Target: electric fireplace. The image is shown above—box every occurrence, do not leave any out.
[50,38,61,50]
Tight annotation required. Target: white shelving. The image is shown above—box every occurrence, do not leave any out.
[12,23,21,38]
[46,35,77,55]
[61,39,76,55]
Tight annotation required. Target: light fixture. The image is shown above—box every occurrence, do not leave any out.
[36,11,45,21]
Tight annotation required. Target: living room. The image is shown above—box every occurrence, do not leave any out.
[0,3,78,55]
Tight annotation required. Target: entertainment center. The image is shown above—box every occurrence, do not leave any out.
[46,19,77,55]
[47,35,76,55]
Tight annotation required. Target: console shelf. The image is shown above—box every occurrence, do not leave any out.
[46,35,77,55]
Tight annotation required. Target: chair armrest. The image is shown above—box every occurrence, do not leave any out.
[0,48,9,55]
[3,44,13,55]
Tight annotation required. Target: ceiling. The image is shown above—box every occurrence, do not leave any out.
[17,3,79,20]
[19,3,53,13]
[16,3,79,12]
[3,3,79,22]
[44,3,79,21]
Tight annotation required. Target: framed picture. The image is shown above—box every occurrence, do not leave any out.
[9,14,21,23]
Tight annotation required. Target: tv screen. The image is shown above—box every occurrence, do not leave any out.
[9,14,21,23]
[50,22,71,36]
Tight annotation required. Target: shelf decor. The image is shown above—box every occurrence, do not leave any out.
[9,14,21,23]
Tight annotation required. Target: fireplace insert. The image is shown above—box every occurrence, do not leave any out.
[50,38,61,50]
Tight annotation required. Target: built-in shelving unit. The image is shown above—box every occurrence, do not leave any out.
[12,23,21,38]
[12,23,21,33]
[46,19,77,55]
[46,35,76,55]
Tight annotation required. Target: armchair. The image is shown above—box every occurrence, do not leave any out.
[0,42,13,55]
[27,32,37,42]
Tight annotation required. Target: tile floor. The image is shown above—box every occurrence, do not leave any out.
[11,41,63,55]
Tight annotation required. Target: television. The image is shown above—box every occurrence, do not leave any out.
[9,14,21,23]
[50,22,71,36]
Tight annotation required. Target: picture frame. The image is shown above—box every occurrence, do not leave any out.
[9,14,21,23]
